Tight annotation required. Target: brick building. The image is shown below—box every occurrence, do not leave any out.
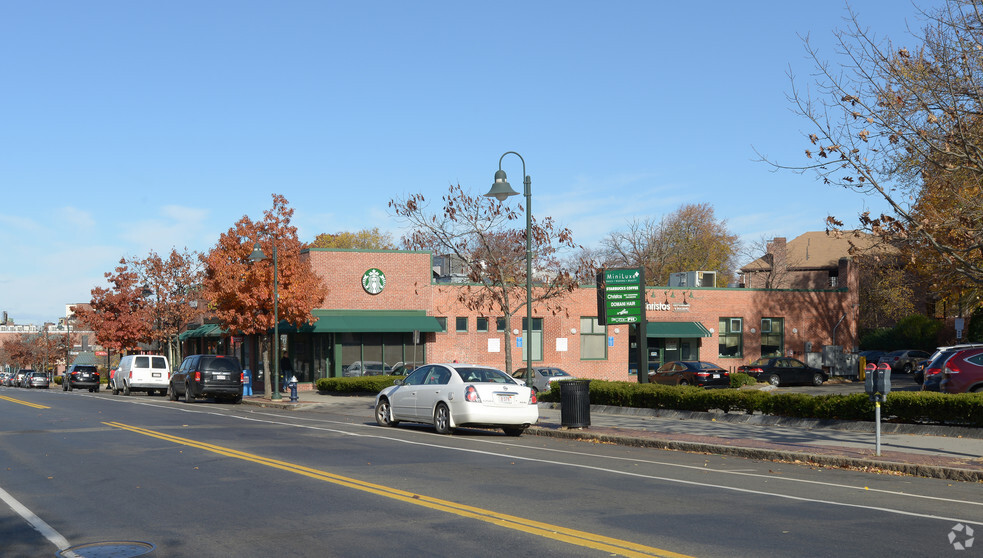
[188,247,860,386]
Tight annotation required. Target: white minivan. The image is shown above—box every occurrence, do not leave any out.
[112,355,170,396]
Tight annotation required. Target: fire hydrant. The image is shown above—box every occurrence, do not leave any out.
[288,375,299,402]
[242,369,253,397]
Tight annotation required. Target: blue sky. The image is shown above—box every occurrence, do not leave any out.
[1,1,928,325]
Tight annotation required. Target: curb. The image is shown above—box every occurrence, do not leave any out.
[526,425,983,482]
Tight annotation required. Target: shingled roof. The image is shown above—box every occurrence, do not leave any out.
[741,231,898,271]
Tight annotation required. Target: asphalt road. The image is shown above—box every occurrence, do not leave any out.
[1,386,980,558]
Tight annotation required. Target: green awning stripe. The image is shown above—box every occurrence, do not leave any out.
[645,321,712,338]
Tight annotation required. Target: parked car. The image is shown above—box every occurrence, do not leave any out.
[917,345,983,388]
[27,371,50,389]
[858,350,886,365]
[649,361,730,388]
[169,354,243,403]
[343,361,390,377]
[389,362,417,376]
[738,357,827,387]
[512,366,575,393]
[63,364,100,392]
[375,363,538,436]
[878,349,931,374]
[940,348,983,394]
[0,372,9,386]
[112,354,170,396]
[18,369,35,388]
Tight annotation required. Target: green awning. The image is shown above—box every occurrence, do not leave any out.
[304,310,443,333]
[179,323,226,340]
[646,321,712,338]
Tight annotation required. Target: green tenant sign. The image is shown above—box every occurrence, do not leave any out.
[596,268,645,325]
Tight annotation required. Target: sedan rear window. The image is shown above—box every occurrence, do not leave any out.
[456,367,516,384]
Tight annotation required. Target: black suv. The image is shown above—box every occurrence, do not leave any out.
[64,364,100,392]
[169,355,243,403]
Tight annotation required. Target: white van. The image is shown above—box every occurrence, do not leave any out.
[112,355,170,396]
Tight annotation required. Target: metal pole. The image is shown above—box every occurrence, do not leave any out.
[875,401,881,456]
[272,242,282,401]
[524,172,532,389]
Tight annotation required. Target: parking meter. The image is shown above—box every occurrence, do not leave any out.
[865,363,891,402]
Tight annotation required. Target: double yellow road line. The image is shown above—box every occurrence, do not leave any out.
[104,421,692,558]
[0,395,50,409]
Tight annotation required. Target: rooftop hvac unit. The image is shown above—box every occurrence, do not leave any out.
[669,271,717,287]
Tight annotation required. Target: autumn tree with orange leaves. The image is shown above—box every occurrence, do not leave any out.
[203,194,328,397]
[73,260,152,356]
[132,248,206,365]
[390,184,583,375]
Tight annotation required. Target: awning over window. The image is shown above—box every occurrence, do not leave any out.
[645,321,712,338]
[296,310,444,333]
[179,323,226,340]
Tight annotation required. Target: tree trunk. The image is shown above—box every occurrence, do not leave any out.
[262,334,272,399]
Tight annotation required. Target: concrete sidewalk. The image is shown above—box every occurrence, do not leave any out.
[242,391,983,482]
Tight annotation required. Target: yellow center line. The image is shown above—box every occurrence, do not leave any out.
[104,421,693,558]
[0,395,50,409]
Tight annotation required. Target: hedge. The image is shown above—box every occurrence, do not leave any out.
[315,376,983,427]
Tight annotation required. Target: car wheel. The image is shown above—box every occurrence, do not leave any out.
[184,383,195,403]
[123,383,130,396]
[812,373,825,386]
[167,384,178,401]
[502,426,525,437]
[903,363,913,374]
[767,375,781,387]
[94,385,99,392]
[375,399,398,427]
[678,380,689,386]
[433,403,453,435]
[111,382,119,396]
[229,394,242,404]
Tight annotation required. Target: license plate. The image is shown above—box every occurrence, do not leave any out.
[152,372,161,378]
[216,374,228,380]
[496,394,515,404]
[713,374,720,379]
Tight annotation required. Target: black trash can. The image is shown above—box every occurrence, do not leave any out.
[559,379,591,428]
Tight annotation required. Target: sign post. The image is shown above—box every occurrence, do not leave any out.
[864,362,892,456]
[597,268,647,383]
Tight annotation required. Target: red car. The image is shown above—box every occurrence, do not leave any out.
[940,348,983,394]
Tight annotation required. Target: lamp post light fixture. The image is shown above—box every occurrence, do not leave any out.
[248,240,282,401]
[485,151,533,389]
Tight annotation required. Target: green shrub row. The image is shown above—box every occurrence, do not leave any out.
[315,376,402,394]
[315,376,983,427]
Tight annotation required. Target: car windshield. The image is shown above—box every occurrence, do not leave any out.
[694,362,720,369]
[750,358,772,366]
[75,366,97,372]
[455,367,516,384]
[552,369,572,377]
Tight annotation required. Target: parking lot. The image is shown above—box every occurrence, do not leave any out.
[773,372,921,395]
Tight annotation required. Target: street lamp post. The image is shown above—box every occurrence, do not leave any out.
[248,240,282,401]
[484,151,533,388]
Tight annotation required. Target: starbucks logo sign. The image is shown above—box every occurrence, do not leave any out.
[362,268,386,295]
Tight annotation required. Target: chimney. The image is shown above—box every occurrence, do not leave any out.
[767,237,787,274]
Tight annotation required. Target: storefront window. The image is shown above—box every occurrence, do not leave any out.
[760,317,784,357]
[580,317,606,360]
[718,317,743,358]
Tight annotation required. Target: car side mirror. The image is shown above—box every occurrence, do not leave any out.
[393,379,403,386]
